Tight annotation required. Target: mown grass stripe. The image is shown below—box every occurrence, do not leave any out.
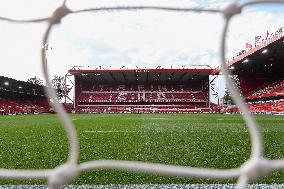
[0,114,282,185]
[0,184,284,189]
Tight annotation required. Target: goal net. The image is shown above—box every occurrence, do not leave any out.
[0,0,283,189]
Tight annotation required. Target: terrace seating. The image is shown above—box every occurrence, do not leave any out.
[247,78,284,99]
[78,84,208,103]
[76,84,209,114]
[77,105,210,114]
[235,78,284,114]
[248,101,284,113]
[215,101,284,114]
[78,91,208,103]
[91,84,201,92]
[0,100,49,115]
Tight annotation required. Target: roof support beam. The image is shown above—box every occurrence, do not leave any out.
[176,72,187,83]
[109,72,118,82]
[87,75,97,83]
[210,75,218,84]
[134,72,138,83]
[146,72,149,84]
[156,72,161,83]
[167,72,175,83]
[122,72,127,83]
[99,74,107,83]
[188,72,200,82]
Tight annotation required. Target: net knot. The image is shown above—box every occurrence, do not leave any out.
[50,4,71,24]
[222,2,242,19]
[240,158,271,181]
[48,163,78,188]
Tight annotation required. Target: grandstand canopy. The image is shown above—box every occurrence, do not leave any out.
[68,66,212,84]
[213,36,284,76]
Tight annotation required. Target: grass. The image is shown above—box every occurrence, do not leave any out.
[0,114,283,185]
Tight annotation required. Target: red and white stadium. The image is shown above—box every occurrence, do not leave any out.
[66,31,284,115]
[1,31,284,115]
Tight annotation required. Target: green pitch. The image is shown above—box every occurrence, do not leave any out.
[0,114,283,185]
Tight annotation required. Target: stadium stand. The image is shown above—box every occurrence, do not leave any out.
[68,67,211,114]
[0,76,49,115]
[246,78,284,99]
[216,100,284,115]
[241,78,284,115]
[248,100,284,114]
[0,100,49,115]
[213,34,284,115]
[78,84,208,103]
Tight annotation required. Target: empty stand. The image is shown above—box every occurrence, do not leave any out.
[0,100,49,115]
[247,78,284,99]
[76,84,209,114]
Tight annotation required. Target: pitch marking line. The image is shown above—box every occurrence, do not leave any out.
[83,130,140,133]
[83,130,251,133]
[1,184,284,188]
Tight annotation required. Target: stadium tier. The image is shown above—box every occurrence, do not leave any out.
[246,78,284,99]
[248,100,284,113]
[68,67,211,114]
[0,76,49,115]
[213,34,284,114]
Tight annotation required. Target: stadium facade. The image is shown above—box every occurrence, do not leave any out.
[68,66,212,114]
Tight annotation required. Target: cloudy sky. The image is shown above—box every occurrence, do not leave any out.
[0,0,283,99]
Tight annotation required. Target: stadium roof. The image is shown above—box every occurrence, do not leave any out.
[0,76,44,96]
[212,36,284,76]
[68,66,212,84]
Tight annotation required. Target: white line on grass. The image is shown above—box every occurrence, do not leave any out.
[1,184,284,189]
[125,117,170,120]
[83,130,140,133]
[82,130,251,133]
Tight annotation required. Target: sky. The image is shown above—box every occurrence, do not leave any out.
[0,0,283,101]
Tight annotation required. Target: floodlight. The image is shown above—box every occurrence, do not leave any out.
[242,59,249,63]
[229,66,235,70]
[261,49,268,54]
[4,82,9,86]
[18,86,22,89]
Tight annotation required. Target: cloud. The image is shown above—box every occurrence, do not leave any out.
[0,0,283,87]
[0,0,61,19]
[53,7,223,70]
[67,0,199,11]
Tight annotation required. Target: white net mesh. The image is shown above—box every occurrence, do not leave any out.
[0,0,284,189]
